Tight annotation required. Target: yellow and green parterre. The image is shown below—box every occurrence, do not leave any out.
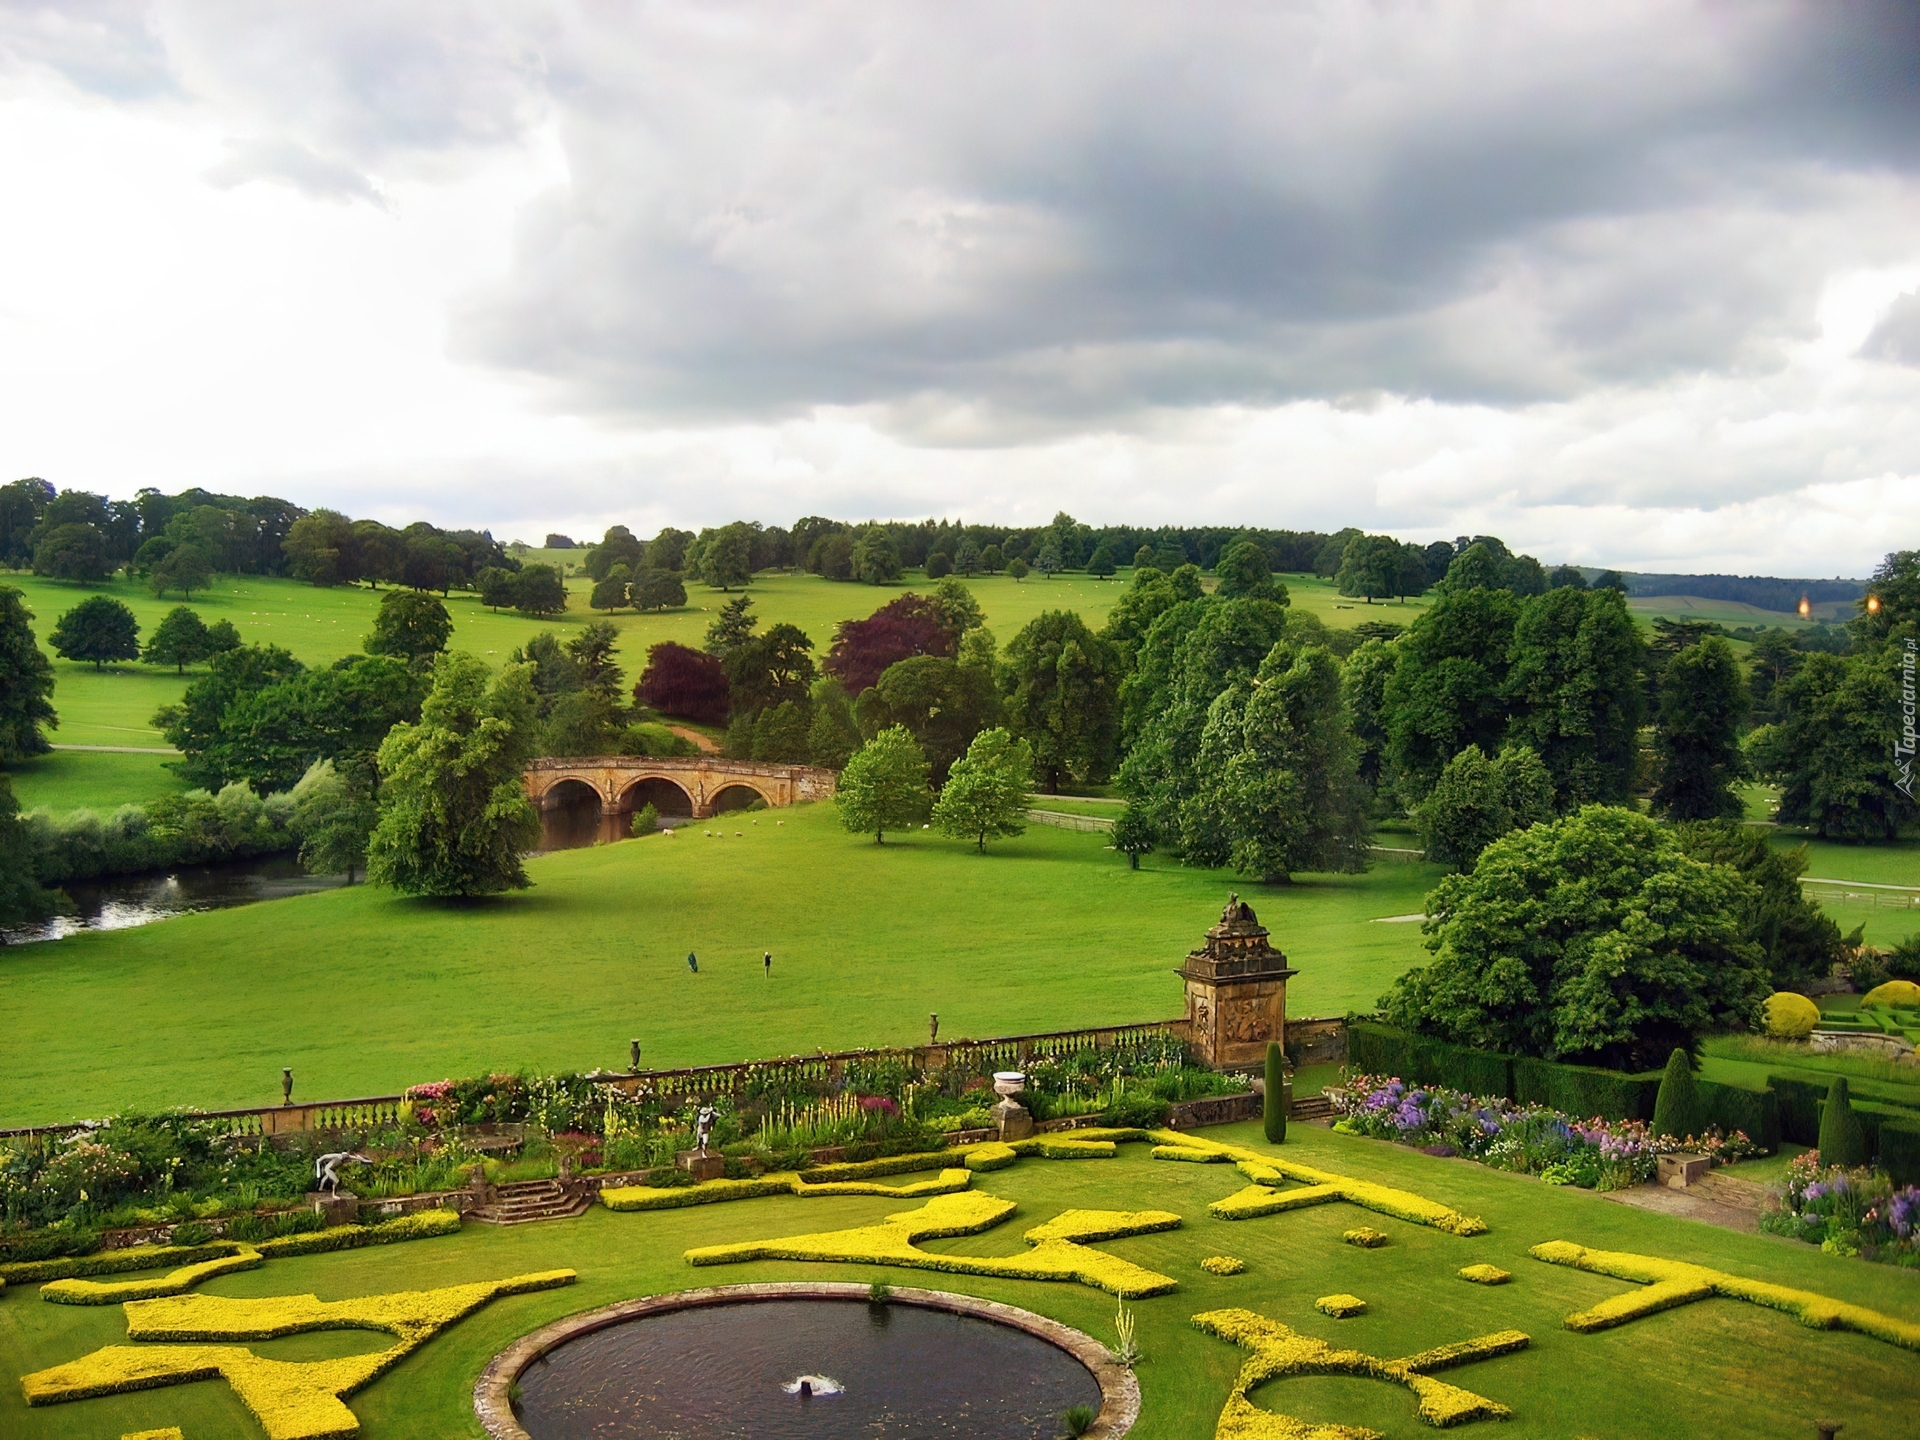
[1193,1307,1529,1437]
[683,1190,1184,1297]
[21,1270,575,1440]
[1529,1241,1920,1351]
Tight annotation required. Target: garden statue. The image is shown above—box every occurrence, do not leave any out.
[315,1152,370,1194]
[695,1105,716,1155]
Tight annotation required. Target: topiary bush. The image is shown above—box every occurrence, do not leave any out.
[1263,1041,1287,1144]
[1817,1077,1869,1169]
[1650,1049,1706,1142]
[1763,991,1821,1040]
[1862,979,1920,1009]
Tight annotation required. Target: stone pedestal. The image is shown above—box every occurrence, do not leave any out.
[992,1099,1035,1142]
[1176,893,1297,1070]
[1657,1153,1711,1189]
[307,1191,360,1227]
[676,1150,725,1182]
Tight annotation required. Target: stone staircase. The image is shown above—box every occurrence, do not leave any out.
[471,1179,591,1226]
[1289,1094,1335,1123]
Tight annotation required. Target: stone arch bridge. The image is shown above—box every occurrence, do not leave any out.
[524,756,838,842]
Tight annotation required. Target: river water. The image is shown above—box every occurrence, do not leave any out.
[3,856,347,946]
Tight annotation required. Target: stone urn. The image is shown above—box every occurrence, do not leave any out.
[990,1071,1034,1141]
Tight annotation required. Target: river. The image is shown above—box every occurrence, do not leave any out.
[3,855,348,946]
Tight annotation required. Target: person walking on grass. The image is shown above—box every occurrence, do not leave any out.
[687,952,698,974]
[764,951,772,976]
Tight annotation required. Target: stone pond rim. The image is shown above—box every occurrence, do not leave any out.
[473,1280,1140,1440]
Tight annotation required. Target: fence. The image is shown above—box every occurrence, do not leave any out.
[3,1015,1354,1142]
[1024,809,1115,832]
[1799,877,1920,913]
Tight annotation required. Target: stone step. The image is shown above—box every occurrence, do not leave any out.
[1289,1096,1335,1121]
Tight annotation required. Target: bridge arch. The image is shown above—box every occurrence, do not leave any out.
[522,757,838,837]
[617,775,696,818]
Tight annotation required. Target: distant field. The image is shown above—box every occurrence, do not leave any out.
[1627,593,1845,628]
[0,801,1446,1125]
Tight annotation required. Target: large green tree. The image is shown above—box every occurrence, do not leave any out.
[1189,641,1370,882]
[931,726,1033,851]
[852,526,902,585]
[155,643,307,785]
[1381,586,1519,806]
[1336,534,1405,603]
[1382,805,1770,1069]
[1752,651,1914,841]
[31,522,110,582]
[512,564,568,617]
[0,774,59,935]
[1503,585,1643,808]
[1415,743,1554,870]
[1000,610,1121,792]
[364,590,453,665]
[150,543,212,599]
[1214,540,1286,602]
[143,606,213,673]
[1672,820,1841,989]
[1341,637,1397,795]
[212,655,427,793]
[1653,636,1749,820]
[48,594,139,671]
[367,652,542,895]
[0,586,56,760]
[862,652,1000,783]
[288,758,377,884]
[835,724,931,842]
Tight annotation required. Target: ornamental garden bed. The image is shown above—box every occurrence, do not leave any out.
[2,1121,1915,1440]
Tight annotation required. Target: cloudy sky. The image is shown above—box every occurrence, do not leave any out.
[2,1,1916,573]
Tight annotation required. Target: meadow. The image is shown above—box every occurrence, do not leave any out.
[1,1122,1913,1439]
[0,803,1446,1128]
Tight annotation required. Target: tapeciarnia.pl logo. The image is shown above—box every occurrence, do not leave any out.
[1897,638,1916,802]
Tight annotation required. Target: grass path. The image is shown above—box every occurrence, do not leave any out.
[0,804,1444,1126]
[0,1122,1913,1439]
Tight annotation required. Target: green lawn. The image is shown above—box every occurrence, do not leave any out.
[1,1122,1913,1439]
[1626,594,1843,628]
[0,803,1445,1127]
[4,748,191,814]
[1768,832,1920,948]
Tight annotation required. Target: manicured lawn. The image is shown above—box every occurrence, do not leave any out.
[4,748,191,813]
[1,1122,1913,1439]
[0,803,1445,1127]
[1772,833,1920,947]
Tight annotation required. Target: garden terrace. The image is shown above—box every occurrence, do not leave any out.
[2,1121,1916,1439]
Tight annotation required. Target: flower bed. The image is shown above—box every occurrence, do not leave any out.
[1758,1151,1919,1266]
[1325,1072,1759,1191]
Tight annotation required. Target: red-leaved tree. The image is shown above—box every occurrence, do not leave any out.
[636,642,731,723]
[824,595,954,693]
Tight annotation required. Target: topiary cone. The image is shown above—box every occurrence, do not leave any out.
[1264,1041,1287,1144]
[1817,1076,1869,1168]
[1650,1048,1705,1143]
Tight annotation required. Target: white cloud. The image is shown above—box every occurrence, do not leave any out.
[0,0,1915,573]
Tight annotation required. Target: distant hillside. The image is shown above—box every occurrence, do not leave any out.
[1619,572,1863,614]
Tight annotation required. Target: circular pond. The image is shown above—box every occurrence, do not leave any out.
[498,1289,1115,1439]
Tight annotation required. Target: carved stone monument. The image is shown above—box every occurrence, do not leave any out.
[991,1071,1035,1142]
[1176,893,1297,1070]
[676,1105,725,1180]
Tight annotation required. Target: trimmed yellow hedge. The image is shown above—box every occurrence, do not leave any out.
[1153,1145,1231,1163]
[1009,1137,1116,1159]
[961,1142,1017,1171]
[1763,991,1821,1040]
[1315,1294,1366,1318]
[123,1429,185,1440]
[1193,1307,1529,1435]
[1458,1264,1510,1285]
[1529,1241,1920,1351]
[797,1152,952,1182]
[603,1167,973,1211]
[41,1246,263,1306]
[25,1270,576,1440]
[1863,979,1920,1009]
[684,1192,1182,1298]
[1343,1228,1388,1249]
[256,1210,461,1258]
[1201,1255,1246,1276]
[1151,1131,1487,1237]
[1,1241,241,1287]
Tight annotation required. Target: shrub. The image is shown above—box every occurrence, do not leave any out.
[1763,992,1821,1040]
[1458,1264,1510,1284]
[1880,1121,1920,1187]
[1651,1049,1706,1142]
[1264,1041,1286,1144]
[1315,1293,1367,1317]
[1818,1077,1870,1169]
[1863,980,1920,1009]
[1771,1074,1826,1147]
[1201,1255,1245,1276]
[1343,1227,1389,1248]
[254,1208,461,1257]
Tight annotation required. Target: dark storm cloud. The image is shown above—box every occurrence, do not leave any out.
[6,1,1918,437]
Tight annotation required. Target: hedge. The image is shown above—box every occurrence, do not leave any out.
[1881,1121,1920,1187]
[0,1241,240,1287]
[1696,1079,1780,1153]
[39,1247,262,1306]
[1511,1057,1659,1122]
[1347,1022,1514,1098]
[1770,1075,1825,1147]
[1529,1241,1920,1351]
[254,1209,460,1257]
